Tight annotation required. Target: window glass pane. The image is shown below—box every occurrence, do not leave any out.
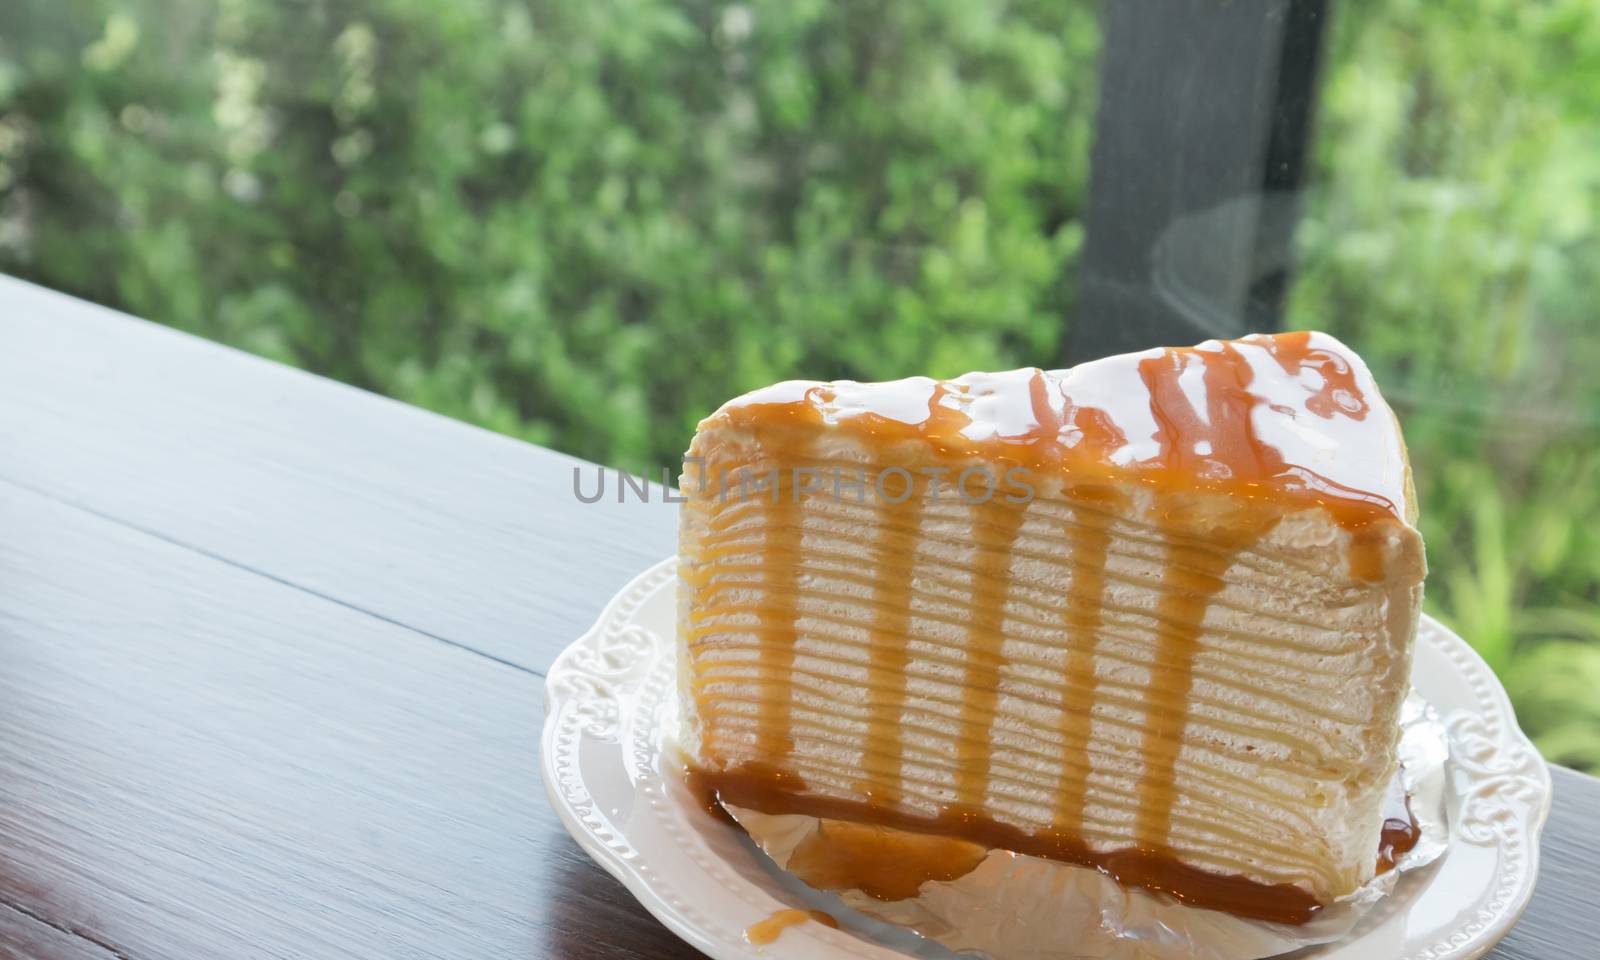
[1291,1,1600,771]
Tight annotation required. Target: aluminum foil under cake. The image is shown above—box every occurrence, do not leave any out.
[725,693,1450,960]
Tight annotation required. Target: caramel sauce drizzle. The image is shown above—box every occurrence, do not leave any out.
[744,908,838,946]
[1133,518,1270,850]
[957,494,1027,809]
[706,331,1409,541]
[856,474,925,807]
[686,332,1415,924]
[755,468,803,763]
[1132,347,1271,850]
[1053,488,1121,838]
[1376,771,1422,873]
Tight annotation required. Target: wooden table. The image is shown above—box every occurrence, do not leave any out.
[0,275,1594,959]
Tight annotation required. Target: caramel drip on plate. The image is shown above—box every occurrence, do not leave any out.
[744,908,837,945]
[690,767,1323,924]
[787,819,988,901]
[1053,488,1120,837]
[856,475,925,806]
[956,495,1026,809]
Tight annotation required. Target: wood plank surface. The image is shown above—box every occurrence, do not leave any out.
[0,479,708,959]
[1,278,1596,959]
[0,275,680,676]
[1490,765,1599,959]
[0,902,116,960]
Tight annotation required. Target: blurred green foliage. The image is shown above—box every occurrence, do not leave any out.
[0,0,1097,459]
[1,1,1596,770]
[1293,0,1600,770]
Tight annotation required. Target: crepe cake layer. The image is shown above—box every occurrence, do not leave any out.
[675,331,1426,923]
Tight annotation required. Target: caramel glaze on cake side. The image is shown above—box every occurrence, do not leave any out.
[678,332,1425,924]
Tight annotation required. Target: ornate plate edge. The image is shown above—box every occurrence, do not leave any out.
[1411,618,1554,960]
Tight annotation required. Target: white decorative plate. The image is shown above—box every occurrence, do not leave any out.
[541,558,1553,960]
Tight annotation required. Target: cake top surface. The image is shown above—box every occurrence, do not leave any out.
[700,331,1413,527]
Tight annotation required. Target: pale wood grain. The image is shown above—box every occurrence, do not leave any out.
[0,903,117,960]
[0,481,575,958]
[1489,766,1598,960]
[0,275,680,676]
